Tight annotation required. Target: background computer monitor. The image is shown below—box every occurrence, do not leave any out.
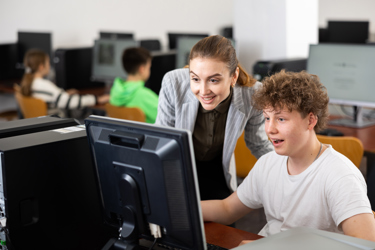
[99,31,134,40]
[91,39,138,82]
[54,47,105,89]
[167,32,209,50]
[85,115,206,250]
[0,43,18,80]
[17,31,52,70]
[145,50,176,95]
[327,21,369,44]
[307,44,375,128]
[175,37,235,69]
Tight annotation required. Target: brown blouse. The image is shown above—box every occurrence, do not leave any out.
[193,87,233,161]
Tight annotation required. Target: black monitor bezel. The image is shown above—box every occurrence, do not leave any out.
[167,32,209,50]
[84,115,206,250]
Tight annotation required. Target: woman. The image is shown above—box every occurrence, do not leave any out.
[156,35,273,200]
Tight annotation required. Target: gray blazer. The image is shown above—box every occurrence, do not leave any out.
[155,68,273,191]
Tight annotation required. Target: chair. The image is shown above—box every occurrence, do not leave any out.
[316,135,364,168]
[105,103,146,122]
[13,84,48,118]
[234,131,258,178]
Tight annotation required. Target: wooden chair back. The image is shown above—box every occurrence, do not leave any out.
[14,84,48,118]
[105,103,146,122]
[234,131,258,178]
[317,135,364,168]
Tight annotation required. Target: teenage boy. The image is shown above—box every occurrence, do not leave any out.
[201,70,375,244]
[110,47,158,123]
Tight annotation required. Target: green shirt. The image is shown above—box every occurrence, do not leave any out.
[109,78,159,123]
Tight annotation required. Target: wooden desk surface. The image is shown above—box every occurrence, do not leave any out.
[204,222,263,249]
[328,123,375,152]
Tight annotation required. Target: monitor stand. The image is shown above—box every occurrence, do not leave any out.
[329,106,375,128]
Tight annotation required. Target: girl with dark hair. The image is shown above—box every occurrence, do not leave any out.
[156,35,273,200]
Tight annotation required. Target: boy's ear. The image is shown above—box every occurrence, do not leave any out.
[308,112,317,130]
[138,64,146,74]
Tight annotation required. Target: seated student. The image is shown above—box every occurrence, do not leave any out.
[201,70,375,244]
[109,47,158,123]
[20,49,109,115]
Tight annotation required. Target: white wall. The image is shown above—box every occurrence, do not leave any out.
[319,0,375,41]
[0,0,234,50]
[234,0,318,74]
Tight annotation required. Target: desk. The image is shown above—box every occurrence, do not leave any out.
[328,123,375,152]
[205,222,262,249]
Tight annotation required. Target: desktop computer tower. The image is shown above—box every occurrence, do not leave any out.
[0,116,79,139]
[0,126,117,250]
[253,58,307,81]
[54,47,105,90]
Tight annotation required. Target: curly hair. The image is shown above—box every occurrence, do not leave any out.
[252,70,329,133]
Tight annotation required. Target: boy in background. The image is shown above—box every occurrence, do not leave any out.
[201,70,375,244]
[110,47,158,123]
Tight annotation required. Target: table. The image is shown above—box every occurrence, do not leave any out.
[328,123,375,153]
[205,222,263,249]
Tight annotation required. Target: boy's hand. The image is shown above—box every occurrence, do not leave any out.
[97,94,110,104]
[238,240,254,246]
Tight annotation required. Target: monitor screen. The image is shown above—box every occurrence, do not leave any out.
[168,32,209,50]
[84,115,206,250]
[91,39,138,82]
[176,37,235,69]
[99,31,134,40]
[307,44,375,127]
[17,31,52,69]
[327,21,369,44]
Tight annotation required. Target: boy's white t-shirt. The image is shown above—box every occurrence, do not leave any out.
[237,145,372,237]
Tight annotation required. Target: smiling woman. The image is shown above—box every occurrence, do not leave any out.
[155,35,274,200]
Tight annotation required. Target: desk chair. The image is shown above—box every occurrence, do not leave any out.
[105,103,146,122]
[234,131,258,178]
[316,135,364,168]
[14,84,48,118]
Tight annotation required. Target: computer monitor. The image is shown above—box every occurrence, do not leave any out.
[85,115,206,250]
[100,32,134,40]
[176,37,235,69]
[307,44,375,128]
[0,43,18,80]
[167,32,209,50]
[327,21,369,44]
[145,50,176,95]
[17,31,52,70]
[54,47,105,89]
[91,39,138,83]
